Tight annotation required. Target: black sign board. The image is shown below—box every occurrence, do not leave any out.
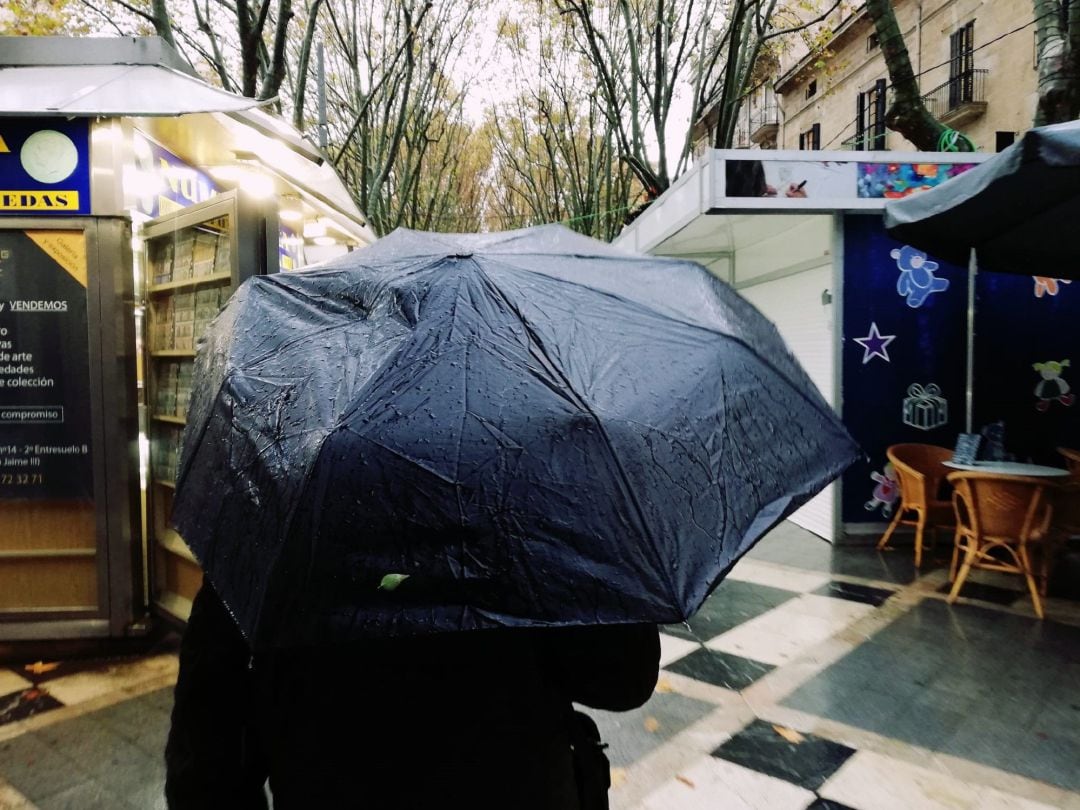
[0,229,94,498]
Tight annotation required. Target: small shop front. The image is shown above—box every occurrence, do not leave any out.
[615,149,1080,542]
[0,36,375,641]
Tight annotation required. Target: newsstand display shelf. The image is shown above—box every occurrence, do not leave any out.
[141,190,276,624]
[147,271,233,294]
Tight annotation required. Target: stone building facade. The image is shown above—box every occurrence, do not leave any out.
[717,1,1040,153]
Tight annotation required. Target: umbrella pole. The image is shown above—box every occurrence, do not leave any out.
[965,248,976,433]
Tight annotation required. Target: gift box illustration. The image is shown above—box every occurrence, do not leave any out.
[902,383,948,431]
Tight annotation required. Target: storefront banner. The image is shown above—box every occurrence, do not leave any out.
[723,158,977,203]
[857,162,978,199]
[0,119,91,216]
[725,159,857,199]
[0,230,94,498]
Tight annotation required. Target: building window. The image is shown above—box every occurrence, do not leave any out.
[949,21,976,108]
[799,124,821,150]
[805,79,817,100]
[996,131,1016,151]
[855,79,887,150]
[867,32,880,52]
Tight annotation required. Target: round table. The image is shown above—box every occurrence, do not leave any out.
[943,460,1071,477]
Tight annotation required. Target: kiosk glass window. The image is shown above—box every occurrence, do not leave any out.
[145,212,234,618]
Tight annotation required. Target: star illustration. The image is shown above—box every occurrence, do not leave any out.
[854,322,895,364]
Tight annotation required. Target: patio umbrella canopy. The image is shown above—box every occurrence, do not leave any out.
[172,226,858,649]
[884,120,1080,277]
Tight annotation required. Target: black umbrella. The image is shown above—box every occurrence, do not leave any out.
[173,226,858,649]
[884,120,1080,277]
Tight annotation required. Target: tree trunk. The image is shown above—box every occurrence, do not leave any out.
[259,0,294,100]
[864,0,968,151]
[292,0,326,130]
[150,0,176,47]
[1033,0,1080,125]
[711,1,748,149]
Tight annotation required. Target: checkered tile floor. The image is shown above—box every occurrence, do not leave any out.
[1,521,1080,810]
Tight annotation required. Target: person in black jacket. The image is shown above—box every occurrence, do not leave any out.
[165,583,660,809]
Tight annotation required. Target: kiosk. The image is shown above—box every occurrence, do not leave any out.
[0,36,375,639]
[616,150,1080,542]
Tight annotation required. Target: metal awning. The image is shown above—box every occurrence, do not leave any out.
[0,64,269,117]
[0,36,268,117]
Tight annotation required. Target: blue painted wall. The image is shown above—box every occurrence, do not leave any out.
[973,272,1080,464]
[841,215,968,523]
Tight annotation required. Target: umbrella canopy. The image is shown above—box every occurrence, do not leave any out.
[173,226,858,648]
[884,120,1080,277]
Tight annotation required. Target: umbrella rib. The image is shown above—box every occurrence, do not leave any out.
[466,259,682,614]
[480,256,842,436]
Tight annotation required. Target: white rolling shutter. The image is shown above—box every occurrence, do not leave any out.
[738,264,838,541]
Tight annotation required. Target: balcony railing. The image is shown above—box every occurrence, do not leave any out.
[749,102,779,145]
[922,68,989,126]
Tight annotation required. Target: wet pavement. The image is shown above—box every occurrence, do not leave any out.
[2,521,1079,809]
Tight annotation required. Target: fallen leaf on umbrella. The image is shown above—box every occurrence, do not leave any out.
[644,716,661,733]
[611,768,628,788]
[654,678,675,694]
[773,725,805,744]
[24,661,59,675]
[377,574,410,591]
[676,774,696,788]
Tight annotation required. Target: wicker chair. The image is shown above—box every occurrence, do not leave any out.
[1049,481,1080,546]
[876,444,954,568]
[1058,447,1080,480]
[946,472,1055,619]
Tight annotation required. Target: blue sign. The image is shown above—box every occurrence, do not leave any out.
[0,119,91,216]
[132,132,221,218]
[279,222,303,270]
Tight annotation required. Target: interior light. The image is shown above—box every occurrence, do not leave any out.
[208,164,275,198]
[280,207,304,223]
[304,220,327,238]
[209,165,240,182]
[133,133,153,161]
[240,169,276,198]
[122,165,166,199]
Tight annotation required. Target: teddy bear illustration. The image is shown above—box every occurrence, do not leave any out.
[864,462,900,517]
[892,245,949,308]
[1033,359,1075,411]
[1033,276,1071,298]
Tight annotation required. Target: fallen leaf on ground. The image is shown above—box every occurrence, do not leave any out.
[772,725,805,744]
[24,661,59,675]
[675,774,696,788]
[611,768,628,788]
[643,716,661,733]
[654,678,675,694]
